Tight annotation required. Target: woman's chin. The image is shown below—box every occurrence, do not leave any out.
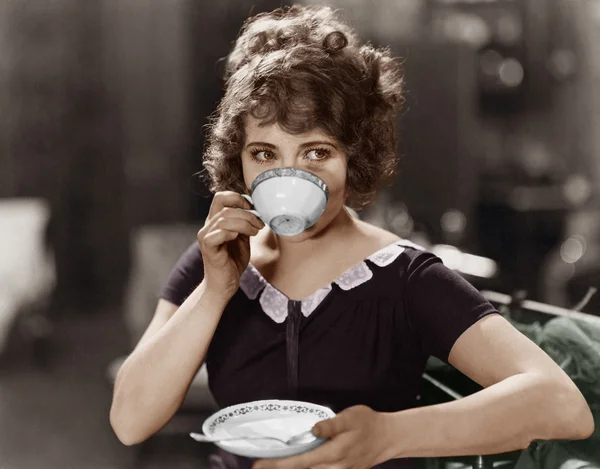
[271,221,318,242]
[268,205,348,242]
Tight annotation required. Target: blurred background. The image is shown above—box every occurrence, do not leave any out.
[1,0,600,468]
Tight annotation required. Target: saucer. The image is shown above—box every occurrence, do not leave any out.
[198,399,335,459]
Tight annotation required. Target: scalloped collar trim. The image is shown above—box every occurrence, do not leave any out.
[239,239,423,323]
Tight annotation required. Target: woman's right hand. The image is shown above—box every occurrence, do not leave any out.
[197,191,266,301]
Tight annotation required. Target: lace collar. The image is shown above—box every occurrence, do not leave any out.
[239,239,423,323]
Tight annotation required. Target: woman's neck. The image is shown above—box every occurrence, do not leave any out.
[259,206,360,268]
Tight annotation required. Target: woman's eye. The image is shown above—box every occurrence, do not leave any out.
[305,148,330,161]
[250,149,274,162]
[249,147,331,164]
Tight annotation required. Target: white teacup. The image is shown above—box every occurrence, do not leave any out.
[238,167,329,237]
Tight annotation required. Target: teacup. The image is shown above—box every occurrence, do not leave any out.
[237,167,329,236]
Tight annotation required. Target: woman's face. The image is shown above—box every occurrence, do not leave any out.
[241,116,350,241]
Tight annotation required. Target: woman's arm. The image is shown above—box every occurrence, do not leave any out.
[109,280,230,445]
[249,314,595,469]
[385,314,595,459]
[251,253,595,469]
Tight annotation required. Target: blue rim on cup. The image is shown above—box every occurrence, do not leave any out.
[250,168,329,202]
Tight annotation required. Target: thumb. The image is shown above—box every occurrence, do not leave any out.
[312,416,342,438]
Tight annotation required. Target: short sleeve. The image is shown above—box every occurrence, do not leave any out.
[404,250,501,363]
[159,242,205,306]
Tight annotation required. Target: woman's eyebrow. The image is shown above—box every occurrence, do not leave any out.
[298,140,338,150]
[244,140,338,150]
[245,141,277,149]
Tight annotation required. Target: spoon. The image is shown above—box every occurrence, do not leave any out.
[190,429,317,445]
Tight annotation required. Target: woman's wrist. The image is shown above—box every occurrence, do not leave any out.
[197,279,234,310]
[379,407,436,461]
[377,410,410,463]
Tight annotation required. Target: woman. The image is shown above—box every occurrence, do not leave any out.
[110,5,594,469]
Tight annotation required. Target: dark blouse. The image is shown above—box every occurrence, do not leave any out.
[160,240,500,469]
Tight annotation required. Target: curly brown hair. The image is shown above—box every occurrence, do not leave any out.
[201,4,404,212]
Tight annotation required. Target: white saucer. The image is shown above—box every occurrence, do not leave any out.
[198,399,336,459]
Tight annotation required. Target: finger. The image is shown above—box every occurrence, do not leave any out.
[312,416,346,439]
[252,439,341,469]
[201,228,240,251]
[214,206,265,230]
[209,191,253,218]
[211,216,261,238]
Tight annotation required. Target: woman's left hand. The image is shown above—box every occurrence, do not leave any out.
[251,405,396,469]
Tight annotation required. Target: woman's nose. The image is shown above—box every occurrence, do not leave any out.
[277,157,297,169]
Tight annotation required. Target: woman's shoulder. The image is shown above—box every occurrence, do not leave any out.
[159,241,205,306]
[169,241,204,273]
[356,220,430,261]
[345,223,436,292]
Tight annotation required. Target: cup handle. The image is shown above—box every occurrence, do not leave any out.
[237,193,263,221]
[238,208,262,219]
